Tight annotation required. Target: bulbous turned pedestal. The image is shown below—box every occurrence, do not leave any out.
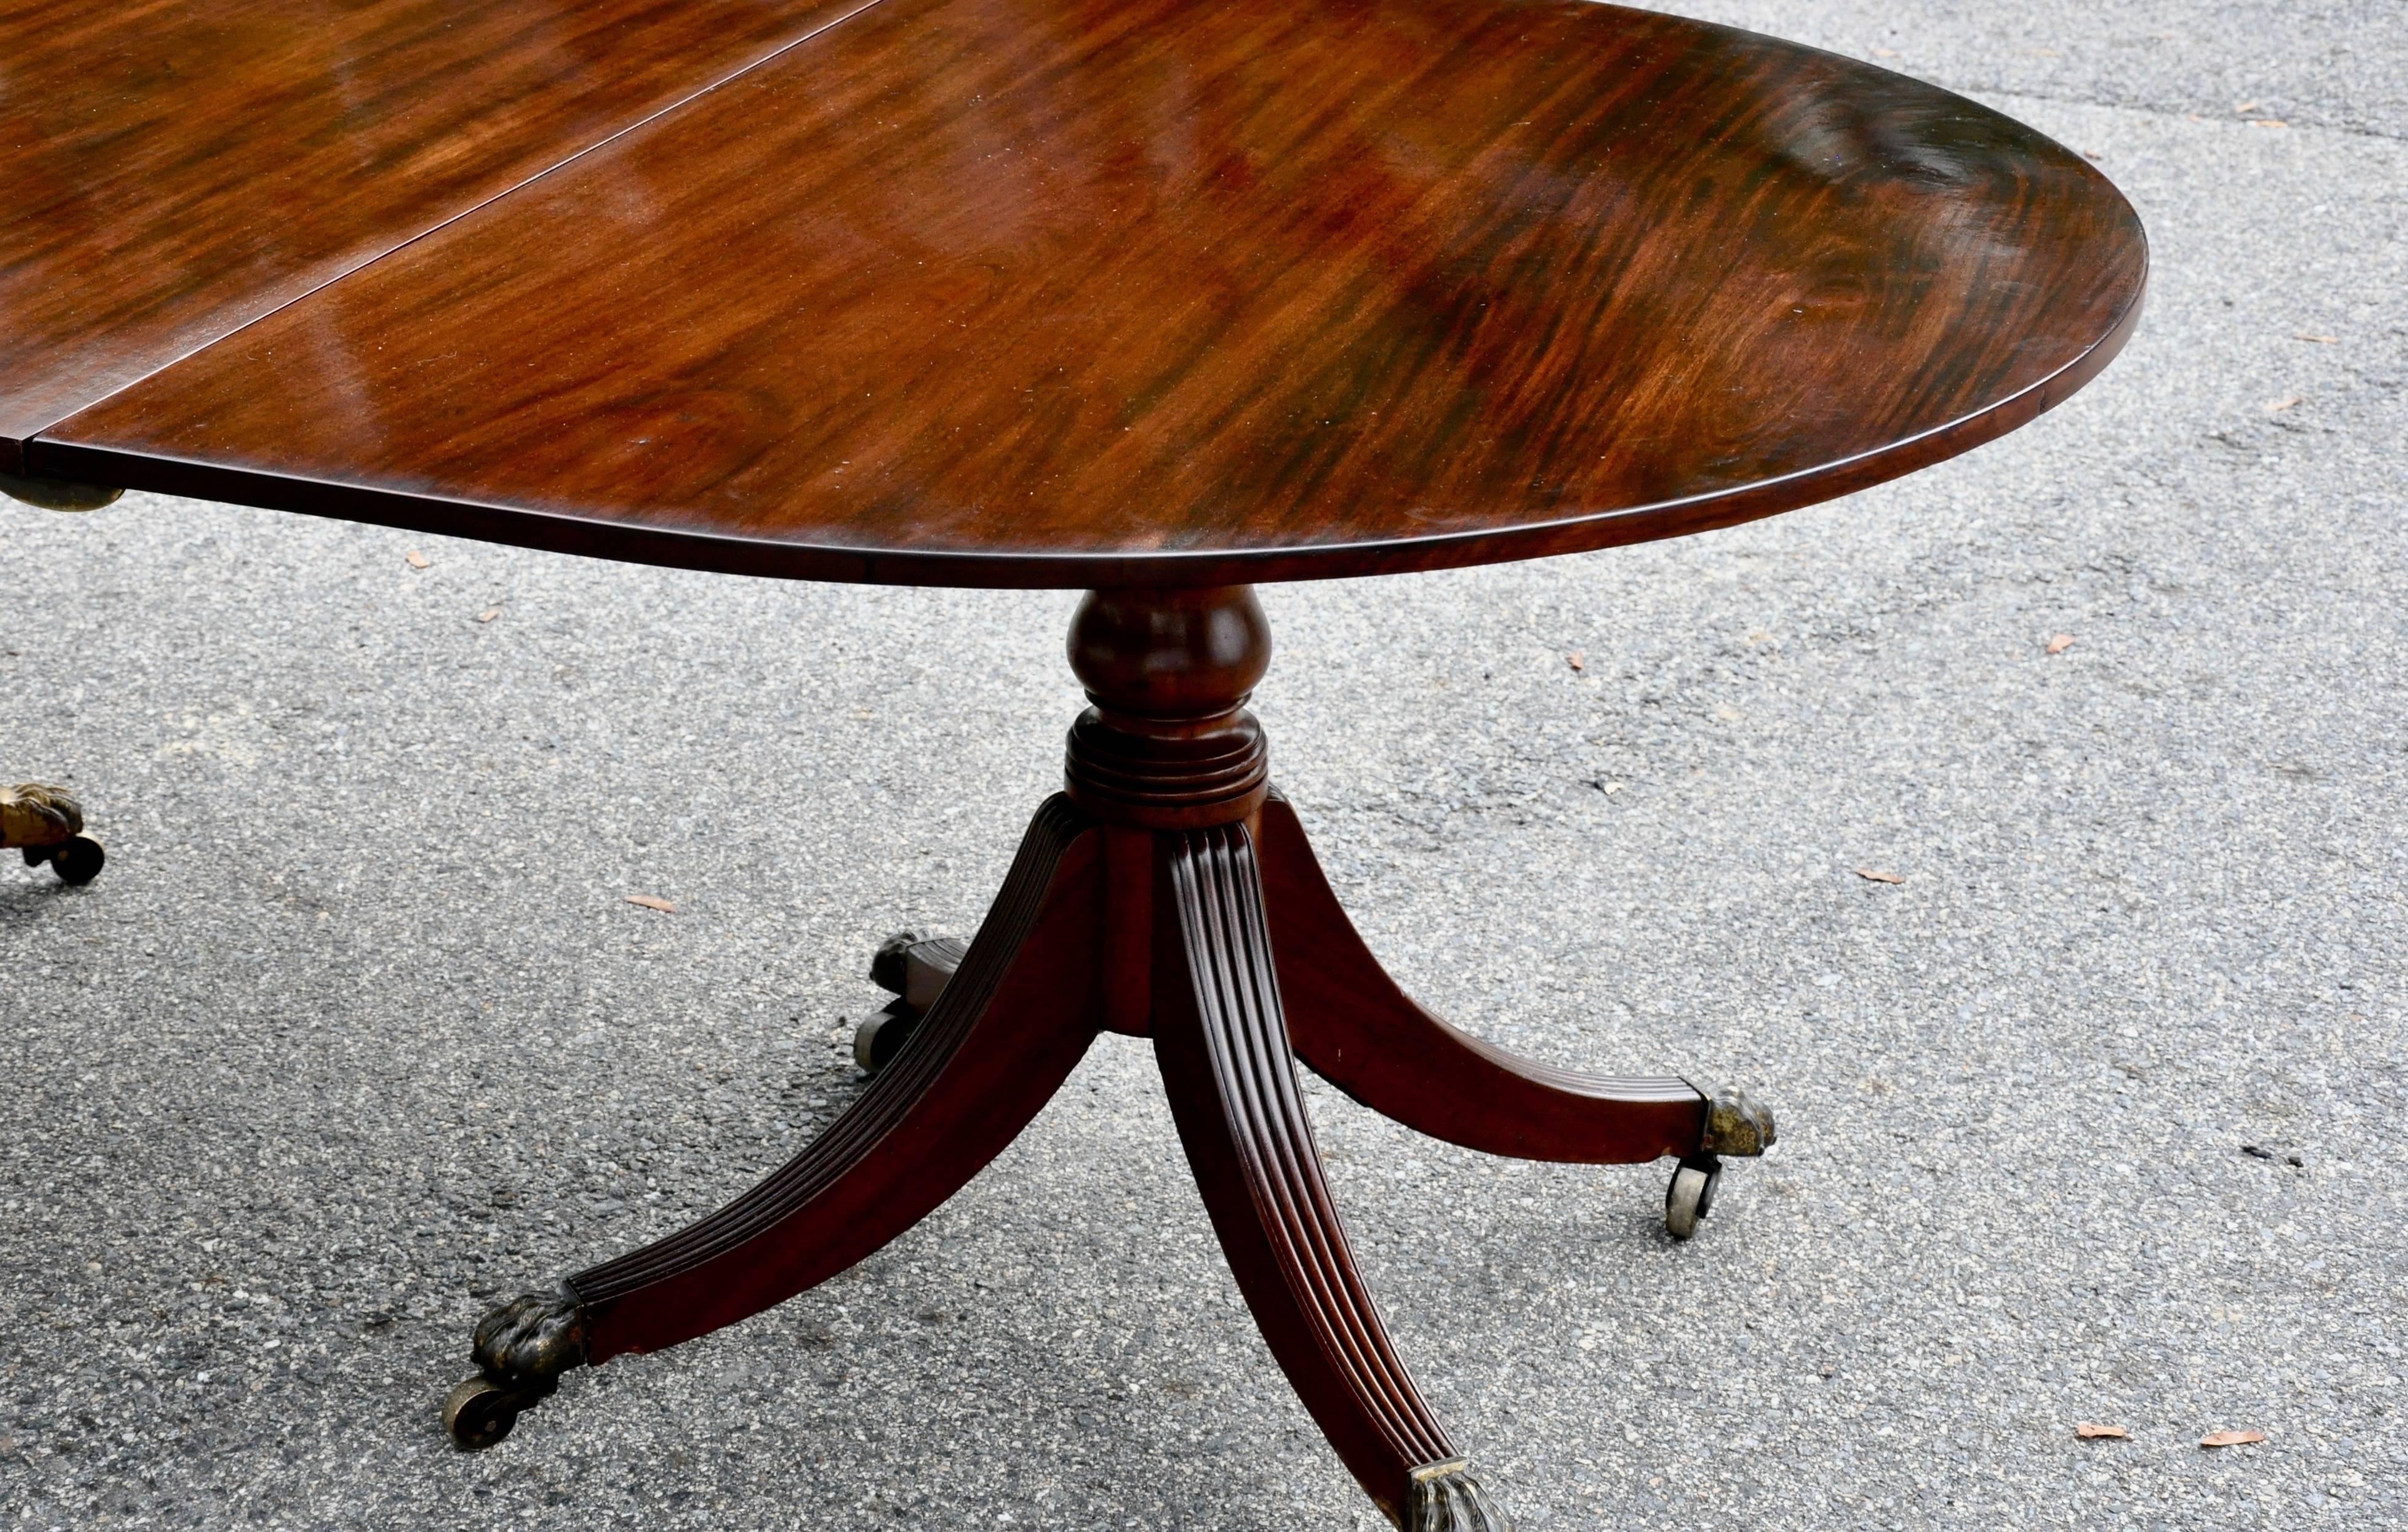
[1063,585,1271,828]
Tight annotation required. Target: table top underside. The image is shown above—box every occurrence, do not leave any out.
[8,0,2145,587]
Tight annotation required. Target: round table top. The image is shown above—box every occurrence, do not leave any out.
[40,0,2146,588]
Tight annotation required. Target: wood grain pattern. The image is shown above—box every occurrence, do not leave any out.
[1257,792,1709,1164]
[39,0,2145,587]
[1065,586,1272,828]
[0,0,872,474]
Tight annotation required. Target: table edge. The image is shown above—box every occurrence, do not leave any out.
[31,239,2144,590]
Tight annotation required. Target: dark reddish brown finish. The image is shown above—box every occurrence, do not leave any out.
[0,0,874,474]
[38,0,2145,587]
[1259,793,1709,1164]
[1065,587,1272,828]
[1100,825,1157,1036]
[496,591,1727,1520]
[7,0,2144,1506]
[571,794,1104,1360]
[1153,823,1464,1523]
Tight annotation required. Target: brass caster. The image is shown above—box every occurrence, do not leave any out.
[1698,1087,1776,1157]
[853,998,921,1073]
[443,1286,590,1448]
[1663,1153,1722,1240]
[442,1375,527,1450]
[856,931,965,1074]
[1404,1458,1511,1531]
[5,786,100,883]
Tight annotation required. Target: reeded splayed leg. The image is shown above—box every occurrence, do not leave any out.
[1153,823,1510,1531]
[446,795,1106,1447]
[1256,791,1774,1178]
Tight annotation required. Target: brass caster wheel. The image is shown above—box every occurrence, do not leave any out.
[48,834,103,886]
[449,1288,588,1447]
[443,1375,525,1450]
[1663,1153,1722,1240]
[853,998,922,1074]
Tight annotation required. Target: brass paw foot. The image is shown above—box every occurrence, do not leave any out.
[443,1288,591,1448]
[2,784,103,884]
[1699,1087,1776,1157]
[1406,1459,1513,1531]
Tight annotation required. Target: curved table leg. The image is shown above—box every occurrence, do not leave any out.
[1155,823,1508,1531]
[1257,792,1775,1167]
[446,795,1107,1447]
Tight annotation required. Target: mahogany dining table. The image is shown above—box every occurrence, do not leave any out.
[1,0,2144,1523]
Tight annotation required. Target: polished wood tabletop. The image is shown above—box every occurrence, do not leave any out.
[12,0,2144,585]
[10,7,2147,1515]
[0,0,872,479]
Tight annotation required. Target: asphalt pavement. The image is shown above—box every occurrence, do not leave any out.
[2,1,2401,1526]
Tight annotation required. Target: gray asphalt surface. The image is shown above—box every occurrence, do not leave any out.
[3,2,2402,1527]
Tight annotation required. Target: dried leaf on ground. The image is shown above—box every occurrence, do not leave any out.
[624,894,676,913]
[1855,868,1905,884]
[2249,119,2288,129]
[2048,633,2077,654]
[2264,395,2302,413]
[405,550,430,569]
[2294,333,2339,344]
[1566,651,1585,671]
[2200,1429,2265,1448]
[478,608,501,622]
[2075,1423,2129,1440]
[2233,100,2260,113]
